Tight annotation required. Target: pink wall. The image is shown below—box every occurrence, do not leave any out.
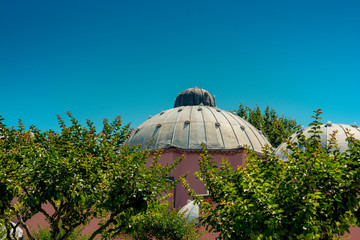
[157,149,246,208]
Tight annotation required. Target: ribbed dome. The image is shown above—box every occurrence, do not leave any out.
[174,86,216,107]
[127,88,271,153]
[275,122,360,159]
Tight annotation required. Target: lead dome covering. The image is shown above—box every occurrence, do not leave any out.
[126,87,271,153]
[275,122,360,159]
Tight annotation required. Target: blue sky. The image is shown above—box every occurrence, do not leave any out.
[1,0,359,132]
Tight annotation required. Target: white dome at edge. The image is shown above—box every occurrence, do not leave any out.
[275,122,360,159]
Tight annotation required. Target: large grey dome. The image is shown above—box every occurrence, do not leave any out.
[127,88,271,153]
[275,122,360,159]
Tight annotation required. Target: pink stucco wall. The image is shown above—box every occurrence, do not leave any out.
[156,149,246,208]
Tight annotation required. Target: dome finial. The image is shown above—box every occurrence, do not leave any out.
[325,121,332,127]
[174,87,216,107]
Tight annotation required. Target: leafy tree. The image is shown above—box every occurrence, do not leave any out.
[122,201,202,240]
[31,226,89,240]
[0,113,181,240]
[236,104,298,147]
[187,109,360,239]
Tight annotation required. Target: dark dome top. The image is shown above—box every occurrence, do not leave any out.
[174,87,216,107]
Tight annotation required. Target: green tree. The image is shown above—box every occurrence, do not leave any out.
[187,109,360,239]
[236,104,298,147]
[0,113,181,240]
[31,226,89,240]
[122,201,202,240]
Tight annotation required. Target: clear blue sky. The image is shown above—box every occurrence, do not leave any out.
[1,0,359,131]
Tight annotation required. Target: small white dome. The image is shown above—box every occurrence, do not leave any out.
[178,200,199,222]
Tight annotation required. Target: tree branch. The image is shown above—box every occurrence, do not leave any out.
[88,214,115,240]
[15,211,34,240]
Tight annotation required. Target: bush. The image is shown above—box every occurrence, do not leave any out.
[31,226,89,240]
[123,202,202,240]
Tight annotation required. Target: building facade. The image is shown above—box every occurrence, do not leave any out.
[126,87,271,207]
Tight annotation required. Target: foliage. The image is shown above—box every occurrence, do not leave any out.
[0,221,6,240]
[0,220,22,240]
[0,117,14,219]
[122,201,202,240]
[236,104,298,147]
[0,113,181,240]
[31,226,89,240]
[187,109,360,239]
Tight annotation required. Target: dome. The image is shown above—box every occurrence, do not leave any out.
[178,200,199,222]
[275,122,360,159]
[127,87,271,153]
[174,86,216,107]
